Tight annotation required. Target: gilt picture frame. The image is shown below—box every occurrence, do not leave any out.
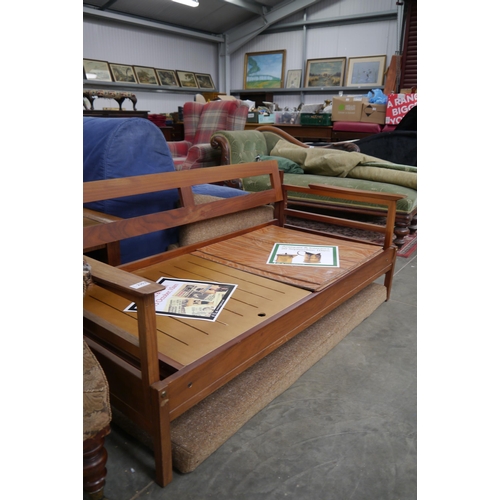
[133,66,159,85]
[155,69,180,87]
[244,50,286,90]
[83,59,113,82]
[305,57,346,88]
[346,55,387,87]
[176,70,198,88]
[195,73,215,89]
[109,63,137,83]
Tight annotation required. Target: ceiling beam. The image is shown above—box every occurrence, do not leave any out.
[83,5,224,42]
[221,0,267,16]
[225,0,321,54]
[263,10,398,33]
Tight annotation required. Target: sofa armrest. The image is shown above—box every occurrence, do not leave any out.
[83,256,165,386]
[211,130,269,165]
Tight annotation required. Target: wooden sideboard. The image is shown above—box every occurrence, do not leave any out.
[83,110,149,119]
[244,122,333,142]
[245,122,383,142]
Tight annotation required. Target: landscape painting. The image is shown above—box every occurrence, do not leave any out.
[305,58,346,88]
[244,50,286,89]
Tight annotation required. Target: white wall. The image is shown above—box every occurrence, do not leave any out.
[230,0,398,110]
[83,0,398,114]
[83,17,219,113]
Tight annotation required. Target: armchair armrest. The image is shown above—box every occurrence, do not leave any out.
[182,143,221,170]
[167,140,191,157]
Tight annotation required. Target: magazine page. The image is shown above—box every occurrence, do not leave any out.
[125,278,238,322]
[267,243,339,267]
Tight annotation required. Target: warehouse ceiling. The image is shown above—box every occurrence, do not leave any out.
[83,0,307,36]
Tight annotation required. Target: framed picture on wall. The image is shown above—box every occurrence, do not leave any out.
[155,69,180,87]
[345,55,387,87]
[285,69,302,89]
[83,59,113,82]
[176,70,198,88]
[133,66,159,85]
[244,50,286,90]
[194,73,215,89]
[109,63,137,83]
[305,57,346,88]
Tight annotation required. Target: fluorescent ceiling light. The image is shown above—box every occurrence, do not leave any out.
[172,0,199,7]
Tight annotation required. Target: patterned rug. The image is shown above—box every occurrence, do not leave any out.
[286,216,417,258]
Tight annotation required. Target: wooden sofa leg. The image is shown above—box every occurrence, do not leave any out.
[150,385,174,487]
[409,214,417,234]
[394,220,410,248]
[83,426,111,500]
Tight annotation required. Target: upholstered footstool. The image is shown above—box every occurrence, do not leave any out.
[83,89,137,111]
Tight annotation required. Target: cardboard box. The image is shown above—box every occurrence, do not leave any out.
[331,96,366,122]
[247,112,275,124]
[361,103,387,124]
[385,93,417,125]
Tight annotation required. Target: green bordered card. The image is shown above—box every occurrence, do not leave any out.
[267,243,339,267]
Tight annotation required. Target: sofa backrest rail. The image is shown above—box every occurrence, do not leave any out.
[84,162,283,251]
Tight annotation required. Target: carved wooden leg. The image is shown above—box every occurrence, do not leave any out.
[83,425,111,500]
[129,95,138,111]
[393,221,410,248]
[115,97,125,111]
[409,214,417,234]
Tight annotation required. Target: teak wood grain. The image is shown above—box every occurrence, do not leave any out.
[192,225,381,291]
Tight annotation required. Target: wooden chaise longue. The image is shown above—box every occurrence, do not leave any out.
[83,161,404,487]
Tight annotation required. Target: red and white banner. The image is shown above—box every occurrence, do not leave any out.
[385,93,417,125]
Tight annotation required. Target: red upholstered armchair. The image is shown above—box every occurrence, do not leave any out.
[167,99,249,170]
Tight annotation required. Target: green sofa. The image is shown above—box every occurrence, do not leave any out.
[210,126,417,247]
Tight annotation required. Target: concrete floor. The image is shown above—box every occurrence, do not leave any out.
[87,251,417,500]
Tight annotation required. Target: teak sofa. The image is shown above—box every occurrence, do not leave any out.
[83,160,404,487]
[210,126,417,247]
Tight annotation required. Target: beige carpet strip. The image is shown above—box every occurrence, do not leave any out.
[111,283,386,473]
[170,282,387,473]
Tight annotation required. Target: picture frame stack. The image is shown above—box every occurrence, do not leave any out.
[83,59,216,90]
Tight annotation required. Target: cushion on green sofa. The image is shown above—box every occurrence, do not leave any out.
[243,173,417,213]
[258,155,304,174]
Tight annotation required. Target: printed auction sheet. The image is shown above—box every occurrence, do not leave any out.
[125,278,237,322]
[267,243,339,267]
